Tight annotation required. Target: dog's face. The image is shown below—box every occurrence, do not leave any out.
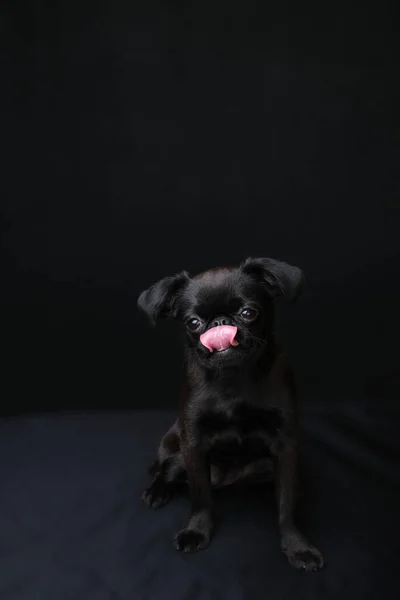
[138,257,303,369]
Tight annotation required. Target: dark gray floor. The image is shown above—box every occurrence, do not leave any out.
[0,404,399,600]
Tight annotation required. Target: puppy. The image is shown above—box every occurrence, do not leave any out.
[138,257,323,571]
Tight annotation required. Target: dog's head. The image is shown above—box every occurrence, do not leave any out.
[138,257,304,369]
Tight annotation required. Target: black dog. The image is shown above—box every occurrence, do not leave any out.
[138,257,323,571]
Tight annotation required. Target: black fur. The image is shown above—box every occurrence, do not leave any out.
[138,257,323,570]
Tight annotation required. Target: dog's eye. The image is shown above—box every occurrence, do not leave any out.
[187,318,202,332]
[240,307,259,322]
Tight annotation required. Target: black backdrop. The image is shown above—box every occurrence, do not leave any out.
[1,3,400,599]
[2,0,399,412]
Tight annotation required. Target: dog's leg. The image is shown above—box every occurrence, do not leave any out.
[173,443,213,553]
[142,422,185,509]
[275,448,324,571]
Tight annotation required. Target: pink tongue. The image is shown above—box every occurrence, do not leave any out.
[200,325,239,353]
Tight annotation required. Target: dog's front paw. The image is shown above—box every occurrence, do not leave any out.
[286,546,324,572]
[142,479,172,509]
[281,527,324,571]
[173,528,210,553]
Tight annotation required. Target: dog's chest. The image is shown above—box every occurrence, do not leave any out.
[198,404,283,468]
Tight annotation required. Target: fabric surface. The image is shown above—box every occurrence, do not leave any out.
[0,405,399,600]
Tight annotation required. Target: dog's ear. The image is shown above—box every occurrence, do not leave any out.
[241,257,304,301]
[137,271,190,325]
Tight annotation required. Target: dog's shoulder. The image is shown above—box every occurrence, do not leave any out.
[263,349,296,394]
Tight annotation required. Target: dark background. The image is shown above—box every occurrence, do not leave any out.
[1,0,399,411]
[1,3,400,599]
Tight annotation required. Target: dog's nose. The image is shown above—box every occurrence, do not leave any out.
[211,316,232,328]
